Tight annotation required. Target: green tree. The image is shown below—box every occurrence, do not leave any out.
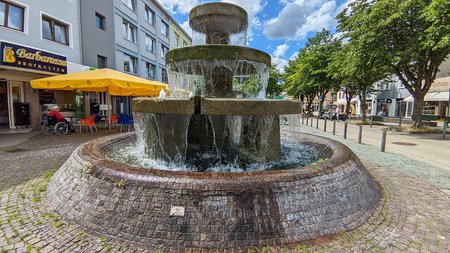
[266,64,283,98]
[285,29,343,115]
[328,43,389,121]
[338,0,450,127]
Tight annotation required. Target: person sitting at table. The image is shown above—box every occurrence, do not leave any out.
[48,106,76,133]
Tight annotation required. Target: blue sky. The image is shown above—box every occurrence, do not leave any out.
[161,0,352,72]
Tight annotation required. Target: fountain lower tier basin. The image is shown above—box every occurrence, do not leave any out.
[46,132,381,251]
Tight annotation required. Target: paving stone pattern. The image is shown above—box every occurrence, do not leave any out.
[283,123,450,192]
[0,131,449,252]
[46,132,379,251]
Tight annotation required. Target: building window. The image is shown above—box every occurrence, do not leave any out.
[145,34,155,52]
[121,0,135,11]
[161,20,168,37]
[161,45,168,59]
[145,62,155,79]
[123,54,137,74]
[122,19,135,42]
[95,12,105,30]
[0,1,24,31]
[42,15,69,45]
[161,68,168,83]
[144,5,155,26]
[97,55,107,68]
[176,35,180,47]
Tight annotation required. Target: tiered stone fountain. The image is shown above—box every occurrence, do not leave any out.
[46,3,380,252]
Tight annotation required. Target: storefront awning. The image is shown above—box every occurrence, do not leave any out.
[404,92,450,102]
[30,68,169,97]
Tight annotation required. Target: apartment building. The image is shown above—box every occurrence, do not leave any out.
[79,0,191,114]
[0,0,90,129]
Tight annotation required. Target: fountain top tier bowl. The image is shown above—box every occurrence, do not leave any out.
[190,2,248,36]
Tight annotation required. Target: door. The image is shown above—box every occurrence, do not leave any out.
[0,82,8,126]
[7,82,24,129]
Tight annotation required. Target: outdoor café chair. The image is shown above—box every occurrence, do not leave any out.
[79,115,98,133]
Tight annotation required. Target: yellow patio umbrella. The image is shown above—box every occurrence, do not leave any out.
[30,68,169,96]
[31,68,169,129]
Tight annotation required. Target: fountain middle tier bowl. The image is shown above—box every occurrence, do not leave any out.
[166,45,271,74]
[46,132,381,251]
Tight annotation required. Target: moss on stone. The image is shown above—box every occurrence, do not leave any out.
[166,45,271,66]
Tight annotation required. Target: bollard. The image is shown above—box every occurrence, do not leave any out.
[399,116,402,127]
[310,116,313,127]
[302,115,304,125]
[381,128,388,152]
[333,120,336,135]
[306,116,309,126]
[370,116,373,128]
[343,121,348,139]
[358,125,363,144]
[324,118,327,132]
[443,123,447,139]
[316,116,319,129]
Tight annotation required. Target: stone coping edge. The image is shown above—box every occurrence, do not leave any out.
[81,132,360,189]
[132,97,302,115]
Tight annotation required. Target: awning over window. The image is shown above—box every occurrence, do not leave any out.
[404,92,449,102]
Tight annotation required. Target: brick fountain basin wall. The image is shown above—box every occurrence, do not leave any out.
[46,132,380,251]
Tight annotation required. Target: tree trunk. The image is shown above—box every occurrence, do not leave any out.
[411,93,424,128]
[345,99,352,116]
[358,90,367,123]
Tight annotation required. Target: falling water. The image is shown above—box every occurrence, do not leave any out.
[167,59,269,98]
[133,112,191,165]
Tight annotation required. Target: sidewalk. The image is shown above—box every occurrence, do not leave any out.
[282,118,450,195]
[0,128,42,148]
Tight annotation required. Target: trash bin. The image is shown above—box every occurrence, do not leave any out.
[15,102,30,126]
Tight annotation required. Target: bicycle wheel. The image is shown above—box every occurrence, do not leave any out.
[41,123,53,135]
[55,122,69,135]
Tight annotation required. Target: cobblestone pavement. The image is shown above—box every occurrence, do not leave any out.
[1,130,450,252]
[282,122,450,195]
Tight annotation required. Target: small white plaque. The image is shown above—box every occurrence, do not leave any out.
[170,206,185,217]
[99,104,110,111]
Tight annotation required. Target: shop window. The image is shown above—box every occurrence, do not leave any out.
[122,19,135,42]
[145,5,155,26]
[145,62,155,79]
[42,15,69,45]
[95,12,105,30]
[97,55,107,69]
[0,1,24,31]
[123,54,137,74]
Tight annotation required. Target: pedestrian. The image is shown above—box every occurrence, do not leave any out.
[91,99,100,116]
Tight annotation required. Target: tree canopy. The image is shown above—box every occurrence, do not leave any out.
[337,0,450,126]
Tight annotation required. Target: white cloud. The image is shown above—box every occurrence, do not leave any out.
[273,43,289,58]
[180,20,193,37]
[272,56,289,72]
[264,0,350,40]
[289,51,299,60]
[161,0,201,15]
